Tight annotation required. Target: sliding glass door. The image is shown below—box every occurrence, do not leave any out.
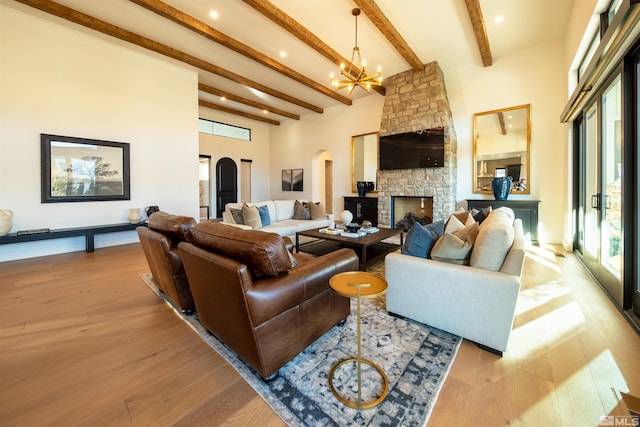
[576,72,624,308]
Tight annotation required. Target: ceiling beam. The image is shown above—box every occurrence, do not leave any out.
[242,0,385,96]
[130,0,352,106]
[198,83,300,120]
[199,100,280,126]
[353,0,423,71]
[497,112,506,135]
[464,0,493,67]
[15,0,324,114]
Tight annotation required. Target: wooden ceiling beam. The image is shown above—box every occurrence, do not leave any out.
[130,0,352,106]
[464,0,493,67]
[15,0,323,114]
[242,0,385,96]
[198,83,300,120]
[353,0,423,71]
[199,100,280,126]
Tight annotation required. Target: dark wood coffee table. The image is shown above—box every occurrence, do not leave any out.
[295,228,403,271]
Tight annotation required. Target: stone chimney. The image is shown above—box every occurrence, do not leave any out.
[377,61,457,225]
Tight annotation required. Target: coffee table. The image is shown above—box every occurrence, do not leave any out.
[295,227,403,271]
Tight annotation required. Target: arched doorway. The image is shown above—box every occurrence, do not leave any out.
[216,157,237,218]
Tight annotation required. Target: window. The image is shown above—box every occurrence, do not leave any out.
[198,118,251,141]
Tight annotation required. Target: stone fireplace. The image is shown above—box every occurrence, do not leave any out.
[377,61,457,227]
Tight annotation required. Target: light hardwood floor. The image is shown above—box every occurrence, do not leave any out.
[1,242,638,426]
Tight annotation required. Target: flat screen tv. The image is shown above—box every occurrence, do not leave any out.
[379,129,445,170]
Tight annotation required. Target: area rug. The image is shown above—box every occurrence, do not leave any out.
[140,273,460,426]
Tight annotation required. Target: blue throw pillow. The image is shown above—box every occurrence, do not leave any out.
[402,220,444,258]
[257,205,271,226]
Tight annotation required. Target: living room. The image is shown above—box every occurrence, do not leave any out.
[2,0,640,425]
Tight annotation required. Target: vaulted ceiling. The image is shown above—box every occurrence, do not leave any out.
[7,0,574,125]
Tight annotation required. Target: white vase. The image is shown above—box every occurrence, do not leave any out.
[128,208,141,224]
[0,209,12,236]
[340,210,353,225]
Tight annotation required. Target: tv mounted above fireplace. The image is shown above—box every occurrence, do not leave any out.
[379,128,445,170]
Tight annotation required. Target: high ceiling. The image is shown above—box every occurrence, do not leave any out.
[6,0,574,125]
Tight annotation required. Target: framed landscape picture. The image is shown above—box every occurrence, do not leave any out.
[282,169,292,191]
[41,134,130,203]
[292,168,303,191]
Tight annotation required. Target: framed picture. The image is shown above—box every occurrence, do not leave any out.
[494,167,506,178]
[282,169,292,191]
[41,134,130,203]
[292,168,303,191]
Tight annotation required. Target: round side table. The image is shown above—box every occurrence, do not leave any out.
[328,271,389,409]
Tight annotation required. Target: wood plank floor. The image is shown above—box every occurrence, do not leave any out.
[0,242,638,426]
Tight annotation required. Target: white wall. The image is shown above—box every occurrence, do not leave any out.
[448,39,568,244]
[269,95,385,216]
[0,5,199,261]
[198,107,271,216]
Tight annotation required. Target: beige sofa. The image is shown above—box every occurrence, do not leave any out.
[385,207,526,355]
[222,199,331,236]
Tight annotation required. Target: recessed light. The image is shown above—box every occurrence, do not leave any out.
[262,110,268,114]
[495,15,504,23]
[210,10,219,19]
[220,96,226,101]
[280,51,287,58]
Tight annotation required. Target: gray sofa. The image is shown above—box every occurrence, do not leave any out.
[222,199,331,236]
[385,207,525,355]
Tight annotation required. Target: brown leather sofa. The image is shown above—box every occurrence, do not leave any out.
[178,221,359,381]
[137,212,197,314]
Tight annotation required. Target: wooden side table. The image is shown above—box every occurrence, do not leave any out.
[328,271,389,409]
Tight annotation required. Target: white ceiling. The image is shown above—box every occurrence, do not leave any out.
[6,0,575,124]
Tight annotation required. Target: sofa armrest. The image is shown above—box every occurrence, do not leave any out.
[385,252,521,352]
[245,248,358,326]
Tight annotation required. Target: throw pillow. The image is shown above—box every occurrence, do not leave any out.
[431,222,480,265]
[444,214,465,234]
[470,208,515,271]
[242,203,262,229]
[401,220,445,259]
[472,206,492,224]
[293,200,311,220]
[309,202,326,220]
[257,205,271,226]
[229,208,244,225]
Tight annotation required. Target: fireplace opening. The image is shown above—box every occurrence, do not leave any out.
[391,196,433,231]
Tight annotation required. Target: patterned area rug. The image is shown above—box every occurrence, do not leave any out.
[140,271,460,426]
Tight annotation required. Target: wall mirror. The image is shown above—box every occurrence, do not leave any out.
[351,132,379,193]
[473,104,531,194]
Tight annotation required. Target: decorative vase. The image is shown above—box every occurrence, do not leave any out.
[491,177,512,200]
[128,208,141,224]
[356,181,366,197]
[340,210,353,226]
[0,209,13,236]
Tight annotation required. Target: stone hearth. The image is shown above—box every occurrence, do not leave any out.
[377,61,457,227]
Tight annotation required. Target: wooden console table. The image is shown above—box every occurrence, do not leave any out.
[0,222,146,252]
[467,199,540,245]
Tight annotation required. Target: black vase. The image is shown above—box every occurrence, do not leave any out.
[491,177,512,200]
[356,181,366,197]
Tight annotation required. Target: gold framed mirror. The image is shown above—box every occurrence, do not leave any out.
[351,132,379,193]
[473,104,531,194]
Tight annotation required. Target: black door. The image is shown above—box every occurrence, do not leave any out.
[216,157,237,218]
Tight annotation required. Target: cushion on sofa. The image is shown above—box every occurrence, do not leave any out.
[470,208,515,271]
[148,211,197,246]
[257,205,271,226]
[401,220,444,258]
[431,221,480,265]
[274,200,297,221]
[309,202,326,220]
[229,208,244,225]
[190,222,293,278]
[242,203,262,229]
[293,200,311,220]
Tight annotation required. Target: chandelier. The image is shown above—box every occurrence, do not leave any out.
[330,8,382,93]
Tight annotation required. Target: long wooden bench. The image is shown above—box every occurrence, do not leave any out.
[0,222,146,252]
